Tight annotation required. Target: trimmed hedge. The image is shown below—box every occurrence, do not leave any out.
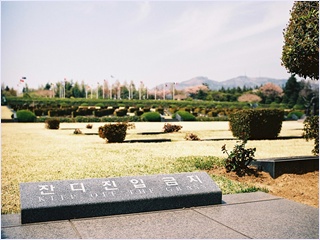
[98,122,128,143]
[303,116,319,155]
[16,110,36,122]
[45,118,60,129]
[229,109,284,140]
[141,112,161,122]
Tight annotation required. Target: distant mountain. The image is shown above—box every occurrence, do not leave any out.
[155,76,288,91]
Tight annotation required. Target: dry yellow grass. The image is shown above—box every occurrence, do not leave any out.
[1,121,314,214]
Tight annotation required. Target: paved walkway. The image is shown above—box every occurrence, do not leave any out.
[1,192,319,239]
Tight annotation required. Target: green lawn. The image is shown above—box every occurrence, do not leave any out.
[1,121,312,214]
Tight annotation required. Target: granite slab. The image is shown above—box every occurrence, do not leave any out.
[20,172,222,223]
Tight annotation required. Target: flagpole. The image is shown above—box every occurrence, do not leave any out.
[51,83,54,98]
[172,83,175,100]
[63,78,66,98]
[110,83,112,99]
[139,81,142,100]
[110,75,114,99]
[128,83,131,100]
[163,84,166,100]
[97,82,99,99]
[103,80,105,99]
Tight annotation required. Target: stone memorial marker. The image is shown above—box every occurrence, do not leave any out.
[20,172,222,224]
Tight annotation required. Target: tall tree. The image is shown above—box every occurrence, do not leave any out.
[281,1,319,80]
[72,81,81,98]
[282,75,302,107]
[44,83,51,90]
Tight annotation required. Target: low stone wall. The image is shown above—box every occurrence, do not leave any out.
[251,156,319,178]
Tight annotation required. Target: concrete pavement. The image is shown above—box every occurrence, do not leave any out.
[2,192,319,239]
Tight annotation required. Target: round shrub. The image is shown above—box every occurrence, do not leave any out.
[16,110,36,122]
[287,111,304,120]
[95,103,104,108]
[174,110,196,121]
[229,109,284,140]
[141,112,161,122]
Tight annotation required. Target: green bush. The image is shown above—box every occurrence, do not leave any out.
[222,140,256,176]
[287,111,304,120]
[95,103,104,108]
[98,122,134,143]
[229,109,284,140]
[16,110,36,122]
[141,112,161,122]
[293,104,305,110]
[303,116,319,155]
[45,118,60,129]
[174,110,196,121]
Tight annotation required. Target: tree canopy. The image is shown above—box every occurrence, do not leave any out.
[281,1,319,80]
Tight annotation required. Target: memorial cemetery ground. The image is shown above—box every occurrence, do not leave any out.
[2,118,318,215]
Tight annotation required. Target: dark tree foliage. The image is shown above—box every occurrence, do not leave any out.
[281,1,319,80]
[282,75,302,107]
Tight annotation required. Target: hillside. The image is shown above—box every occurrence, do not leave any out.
[156,76,288,90]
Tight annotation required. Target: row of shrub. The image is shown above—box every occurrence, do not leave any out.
[14,108,306,124]
[12,103,306,122]
[5,96,255,110]
[42,108,318,155]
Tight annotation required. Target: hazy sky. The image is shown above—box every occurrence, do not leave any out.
[2,1,294,89]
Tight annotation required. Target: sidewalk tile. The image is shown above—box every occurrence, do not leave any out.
[72,208,248,239]
[196,198,319,239]
[222,191,282,205]
[1,214,20,227]
[1,220,79,239]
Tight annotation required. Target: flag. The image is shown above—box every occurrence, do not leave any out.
[22,77,26,79]
[20,79,24,83]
